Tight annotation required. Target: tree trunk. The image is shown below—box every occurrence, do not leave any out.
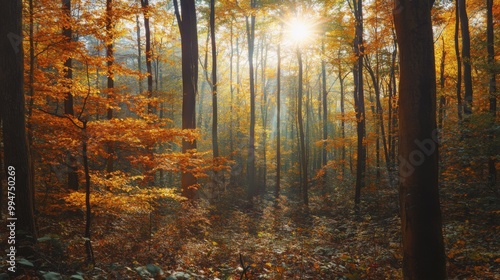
[297,49,308,206]
[459,0,473,115]
[136,14,143,94]
[276,33,281,200]
[62,0,74,116]
[389,31,398,167]
[210,0,219,158]
[174,0,198,200]
[245,0,257,199]
[229,20,234,159]
[339,53,347,178]
[454,1,463,121]
[366,60,390,186]
[353,0,366,210]
[82,122,94,265]
[394,0,447,278]
[106,0,114,174]
[487,0,496,190]
[321,39,328,173]
[141,0,154,114]
[0,0,37,253]
[62,0,79,190]
[438,37,446,131]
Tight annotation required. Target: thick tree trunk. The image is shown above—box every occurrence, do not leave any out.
[0,0,37,253]
[174,0,198,200]
[394,0,447,278]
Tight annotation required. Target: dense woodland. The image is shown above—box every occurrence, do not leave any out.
[0,0,498,279]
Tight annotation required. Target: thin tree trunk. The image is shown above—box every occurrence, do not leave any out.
[260,38,269,194]
[487,0,497,190]
[459,0,473,115]
[455,1,463,121]
[339,51,347,178]
[353,0,366,210]
[438,37,446,131]
[136,14,143,94]
[62,0,74,116]
[105,0,114,174]
[321,39,328,172]
[389,31,398,167]
[210,0,219,158]
[297,49,308,206]
[229,20,234,158]
[366,60,391,185]
[82,122,94,265]
[276,32,281,200]
[141,0,154,114]
[62,0,79,190]
[246,0,257,199]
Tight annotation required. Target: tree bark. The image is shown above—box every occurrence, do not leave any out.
[245,0,257,199]
[321,39,328,172]
[82,122,94,265]
[459,0,473,115]
[136,14,143,94]
[352,0,366,210]
[141,0,154,114]
[276,33,281,200]
[366,59,391,186]
[210,0,219,158]
[105,0,115,174]
[174,0,198,200]
[486,0,497,189]
[0,0,37,253]
[454,0,463,121]
[438,37,446,131]
[297,49,308,206]
[62,0,79,190]
[393,0,447,278]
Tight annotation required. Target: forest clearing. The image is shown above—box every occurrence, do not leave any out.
[0,0,498,279]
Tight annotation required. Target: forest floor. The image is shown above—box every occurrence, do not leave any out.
[2,180,499,279]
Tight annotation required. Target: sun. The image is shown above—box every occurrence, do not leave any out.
[286,16,315,45]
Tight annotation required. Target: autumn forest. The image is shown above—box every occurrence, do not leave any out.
[0,0,498,279]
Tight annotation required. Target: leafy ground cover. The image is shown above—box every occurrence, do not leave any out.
[2,180,498,279]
